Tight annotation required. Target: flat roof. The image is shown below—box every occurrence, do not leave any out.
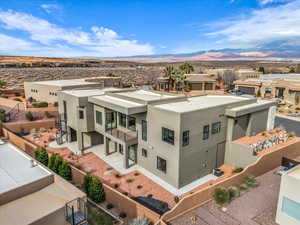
[0,143,51,194]
[287,165,300,180]
[260,74,300,80]
[61,87,120,97]
[92,95,143,108]
[155,95,248,113]
[117,90,177,101]
[32,79,99,87]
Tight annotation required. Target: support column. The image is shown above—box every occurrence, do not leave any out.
[105,137,110,156]
[77,132,84,155]
[124,144,129,169]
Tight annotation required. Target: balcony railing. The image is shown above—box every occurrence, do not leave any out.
[106,128,137,142]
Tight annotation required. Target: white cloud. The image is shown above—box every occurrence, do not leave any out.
[259,0,289,5]
[0,34,33,51]
[207,0,300,48]
[40,4,60,14]
[0,10,154,57]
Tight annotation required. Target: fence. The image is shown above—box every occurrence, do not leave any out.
[161,137,300,222]
[3,119,55,133]
[1,125,161,223]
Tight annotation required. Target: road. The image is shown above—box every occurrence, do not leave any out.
[275,115,300,137]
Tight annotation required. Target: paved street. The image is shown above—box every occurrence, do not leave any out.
[275,115,300,137]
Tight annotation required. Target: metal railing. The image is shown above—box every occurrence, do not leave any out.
[106,127,137,142]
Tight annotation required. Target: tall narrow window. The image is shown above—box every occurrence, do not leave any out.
[142,120,147,141]
[162,127,174,145]
[157,156,167,173]
[203,125,209,140]
[128,116,136,131]
[212,122,221,134]
[182,130,189,146]
[118,113,127,127]
[79,110,84,119]
[96,111,102,125]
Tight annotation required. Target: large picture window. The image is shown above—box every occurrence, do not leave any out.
[157,156,167,173]
[119,113,127,127]
[203,125,209,140]
[162,127,174,145]
[142,120,147,141]
[212,122,221,134]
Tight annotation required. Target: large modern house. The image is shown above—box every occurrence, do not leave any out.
[57,89,275,189]
[0,142,86,225]
[24,76,122,104]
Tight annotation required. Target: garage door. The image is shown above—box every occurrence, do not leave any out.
[190,83,203,90]
[238,86,255,95]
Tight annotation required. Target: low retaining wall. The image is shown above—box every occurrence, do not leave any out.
[2,126,161,223]
[0,97,25,110]
[3,119,55,133]
[161,137,300,222]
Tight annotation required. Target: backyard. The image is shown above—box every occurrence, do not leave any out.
[87,201,118,225]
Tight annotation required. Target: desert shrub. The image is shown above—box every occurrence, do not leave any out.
[174,196,180,203]
[236,183,248,191]
[15,92,21,97]
[106,73,118,77]
[213,187,230,206]
[58,161,72,180]
[233,167,244,173]
[32,101,48,108]
[134,172,140,176]
[137,185,143,189]
[34,147,48,166]
[115,173,122,178]
[113,183,119,189]
[119,212,127,218]
[182,86,190,92]
[0,109,6,122]
[53,154,63,173]
[48,154,57,170]
[123,192,129,196]
[244,175,258,187]
[228,186,240,201]
[130,217,150,225]
[44,111,52,118]
[25,111,34,121]
[126,178,134,183]
[88,176,105,203]
[106,203,114,210]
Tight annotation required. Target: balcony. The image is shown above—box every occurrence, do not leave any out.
[106,128,138,143]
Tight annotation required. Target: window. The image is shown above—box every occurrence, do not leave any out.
[79,110,84,119]
[119,113,127,127]
[162,127,174,145]
[119,144,124,155]
[157,156,167,173]
[212,122,221,134]
[182,130,189,146]
[203,125,209,140]
[128,116,136,131]
[142,148,147,157]
[96,111,102,125]
[282,197,300,221]
[142,120,147,141]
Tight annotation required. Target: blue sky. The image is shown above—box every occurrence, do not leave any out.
[0,0,299,57]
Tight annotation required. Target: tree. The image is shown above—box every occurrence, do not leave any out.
[58,161,72,180]
[82,175,93,194]
[88,176,105,203]
[179,62,194,74]
[35,147,48,166]
[48,153,57,171]
[213,187,230,206]
[53,154,63,173]
[163,65,175,91]
[173,69,186,91]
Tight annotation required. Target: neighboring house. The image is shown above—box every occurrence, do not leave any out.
[156,74,216,91]
[0,142,86,225]
[24,76,121,104]
[57,88,275,189]
[236,69,262,80]
[234,77,300,105]
[276,164,300,225]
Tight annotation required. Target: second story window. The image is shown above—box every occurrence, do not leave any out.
[182,130,189,146]
[203,125,209,140]
[96,111,102,125]
[128,116,136,131]
[162,127,174,145]
[157,156,167,173]
[212,122,221,134]
[142,120,147,141]
[79,110,84,119]
[119,113,126,127]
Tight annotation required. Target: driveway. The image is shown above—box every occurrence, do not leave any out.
[171,168,281,225]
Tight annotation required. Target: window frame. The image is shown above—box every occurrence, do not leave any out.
[118,112,127,128]
[142,148,147,157]
[141,120,147,141]
[157,156,167,173]
[79,110,84,119]
[182,130,189,146]
[211,122,221,134]
[95,110,102,125]
[162,127,174,145]
[203,125,210,140]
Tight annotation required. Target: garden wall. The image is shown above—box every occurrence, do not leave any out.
[0,97,25,110]
[161,137,300,222]
[3,119,55,133]
[2,126,161,223]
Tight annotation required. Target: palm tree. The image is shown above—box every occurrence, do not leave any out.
[173,69,186,91]
[179,62,194,74]
[163,65,175,91]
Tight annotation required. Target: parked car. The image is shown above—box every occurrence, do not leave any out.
[229,89,243,95]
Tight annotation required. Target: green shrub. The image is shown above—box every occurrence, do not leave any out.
[82,175,93,194]
[182,86,190,92]
[58,161,72,180]
[44,111,51,118]
[88,176,105,203]
[174,196,180,203]
[48,153,57,170]
[130,217,150,225]
[25,111,34,121]
[213,187,230,206]
[106,203,114,210]
[236,183,248,191]
[0,109,6,122]
[32,101,48,108]
[228,186,240,201]
[15,93,21,97]
[233,167,244,173]
[244,175,258,188]
[53,154,63,173]
[34,147,48,166]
